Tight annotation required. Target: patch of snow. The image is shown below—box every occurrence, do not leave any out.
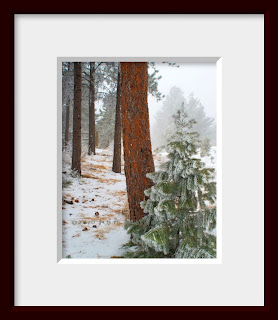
[62,148,129,259]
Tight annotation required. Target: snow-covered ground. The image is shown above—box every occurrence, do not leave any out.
[62,149,130,258]
[62,146,217,259]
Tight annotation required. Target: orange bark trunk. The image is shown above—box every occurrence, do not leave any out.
[120,62,155,221]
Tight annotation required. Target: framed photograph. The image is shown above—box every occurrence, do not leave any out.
[9,11,270,311]
[58,57,221,262]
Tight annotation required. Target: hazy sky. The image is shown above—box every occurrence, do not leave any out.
[148,63,216,128]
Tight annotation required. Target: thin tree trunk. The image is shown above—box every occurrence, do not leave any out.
[64,98,70,150]
[88,62,96,155]
[72,62,82,174]
[120,62,155,221]
[112,68,122,173]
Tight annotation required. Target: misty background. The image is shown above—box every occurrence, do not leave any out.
[149,63,216,123]
[62,62,217,151]
[148,62,216,150]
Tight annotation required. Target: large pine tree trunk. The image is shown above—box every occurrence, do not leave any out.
[72,62,82,174]
[88,62,96,155]
[64,98,70,150]
[112,68,122,173]
[120,62,155,221]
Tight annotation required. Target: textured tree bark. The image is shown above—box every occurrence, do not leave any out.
[88,62,96,155]
[120,62,155,221]
[112,69,122,173]
[72,62,82,174]
[64,98,70,150]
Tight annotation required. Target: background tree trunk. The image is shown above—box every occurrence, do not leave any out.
[72,62,82,174]
[112,69,122,173]
[120,62,155,221]
[64,98,70,150]
[88,62,96,155]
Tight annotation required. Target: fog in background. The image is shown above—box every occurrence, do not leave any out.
[94,62,216,127]
[148,62,216,124]
[68,62,217,150]
[148,63,216,149]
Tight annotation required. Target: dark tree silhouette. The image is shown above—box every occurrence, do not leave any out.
[72,62,82,174]
[64,98,70,150]
[112,69,122,173]
[88,62,96,155]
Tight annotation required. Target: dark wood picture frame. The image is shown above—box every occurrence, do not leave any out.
[4,5,274,316]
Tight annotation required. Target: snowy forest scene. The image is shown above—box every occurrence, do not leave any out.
[61,61,217,259]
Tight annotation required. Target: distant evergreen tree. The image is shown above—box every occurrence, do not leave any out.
[122,105,216,258]
[62,62,170,151]
[152,87,216,149]
[96,63,166,148]
[185,93,216,145]
[95,63,118,148]
[96,91,117,148]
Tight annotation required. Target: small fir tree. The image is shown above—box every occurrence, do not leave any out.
[122,106,216,258]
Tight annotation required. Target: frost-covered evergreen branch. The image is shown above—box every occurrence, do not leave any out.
[122,105,217,258]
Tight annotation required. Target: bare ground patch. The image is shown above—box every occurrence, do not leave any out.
[94,223,123,240]
[97,178,121,184]
[81,172,99,179]
[112,190,127,197]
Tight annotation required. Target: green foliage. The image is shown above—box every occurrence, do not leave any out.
[142,224,171,255]
[200,137,211,157]
[96,63,165,147]
[62,176,73,188]
[122,106,216,259]
[96,91,117,148]
[95,63,119,148]
[148,63,165,101]
[62,62,170,148]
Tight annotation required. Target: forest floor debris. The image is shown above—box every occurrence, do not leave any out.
[62,148,129,259]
